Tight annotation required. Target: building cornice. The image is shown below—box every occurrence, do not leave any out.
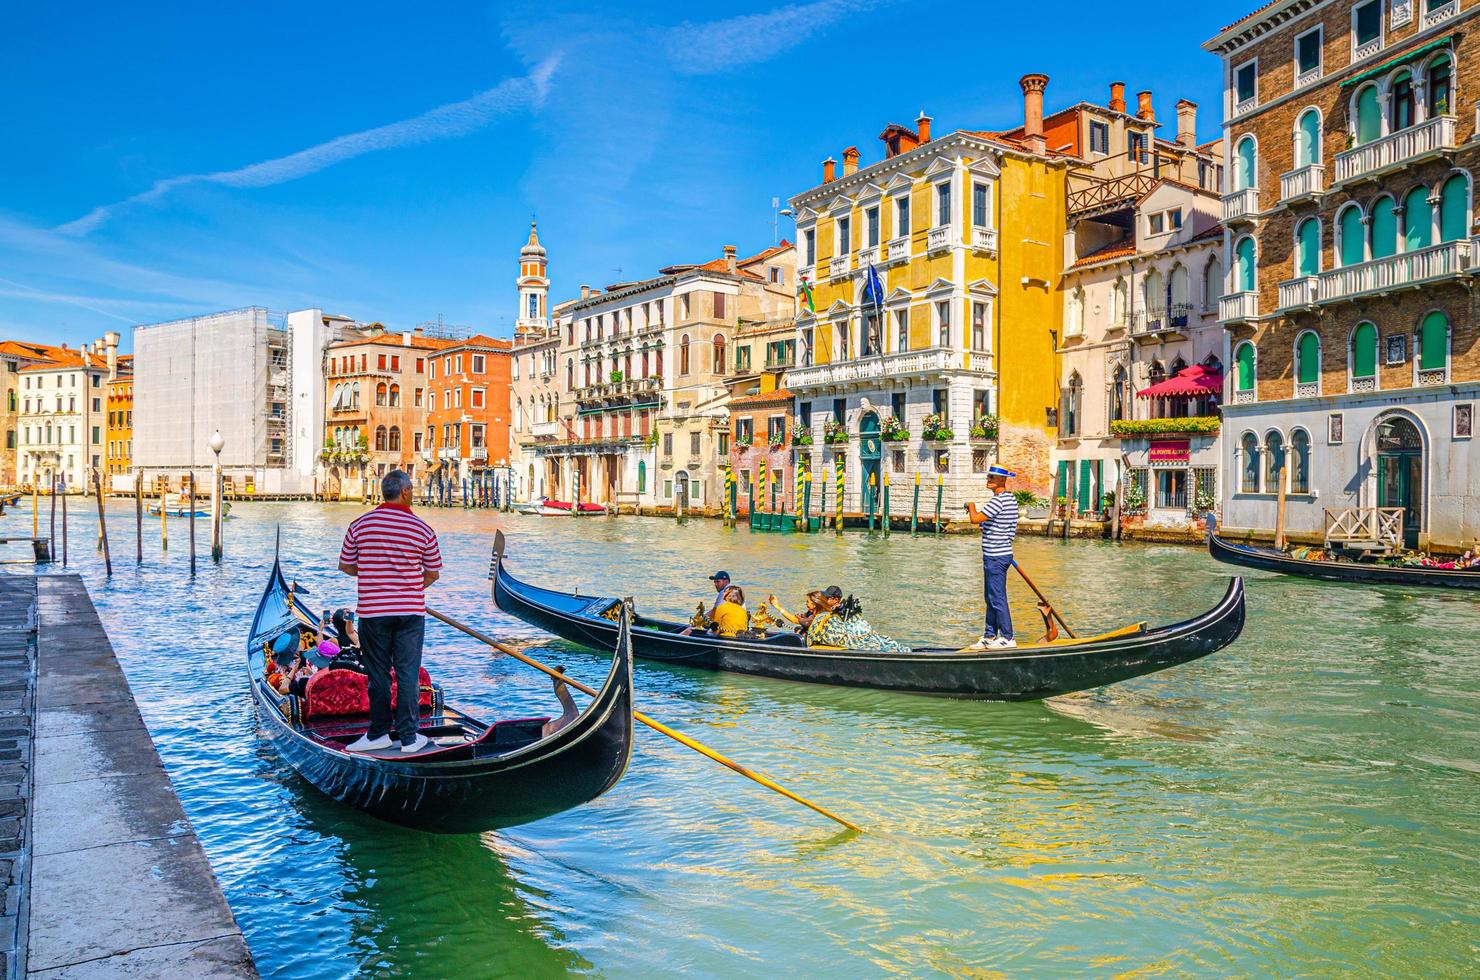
[1203,0,1327,56]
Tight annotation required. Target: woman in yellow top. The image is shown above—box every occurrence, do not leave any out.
[709,585,750,637]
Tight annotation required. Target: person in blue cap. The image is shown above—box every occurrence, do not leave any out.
[965,465,1019,649]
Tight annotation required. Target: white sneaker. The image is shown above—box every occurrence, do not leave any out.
[966,636,995,651]
[399,733,429,754]
[991,636,1018,649]
[346,733,392,752]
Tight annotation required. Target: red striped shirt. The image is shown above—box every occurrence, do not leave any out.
[338,504,443,617]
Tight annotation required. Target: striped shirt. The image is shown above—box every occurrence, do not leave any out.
[338,504,443,617]
[978,491,1019,558]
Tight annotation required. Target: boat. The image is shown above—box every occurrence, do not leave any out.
[513,497,546,515]
[488,531,1245,701]
[148,494,232,519]
[247,553,636,833]
[535,499,607,517]
[1208,530,1480,589]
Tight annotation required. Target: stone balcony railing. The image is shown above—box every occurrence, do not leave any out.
[885,235,910,264]
[1222,186,1260,223]
[797,264,815,284]
[1219,290,1259,323]
[786,346,991,390]
[470,446,489,462]
[1278,276,1320,310]
[1352,35,1381,62]
[1316,239,1472,302]
[1334,115,1457,184]
[529,419,561,438]
[1280,164,1325,203]
[828,255,849,279]
[927,225,951,252]
[971,227,999,253]
[856,244,879,268]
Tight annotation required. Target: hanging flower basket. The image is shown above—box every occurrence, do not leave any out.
[823,419,849,444]
[880,414,909,441]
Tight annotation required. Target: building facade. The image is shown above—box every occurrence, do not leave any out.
[1206,0,1480,550]
[508,223,571,502]
[17,335,118,491]
[424,334,514,489]
[726,313,801,514]
[0,341,68,487]
[105,357,134,488]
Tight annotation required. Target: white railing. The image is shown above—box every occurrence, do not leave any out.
[1423,0,1457,28]
[885,235,910,263]
[856,245,879,268]
[1278,276,1319,309]
[470,446,488,462]
[927,225,952,252]
[1235,96,1257,117]
[786,346,990,390]
[1219,291,1259,322]
[1295,381,1319,399]
[1232,388,1256,404]
[1132,309,1165,336]
[1296,65,1322,89]
[1317,240,1471,301]
[828,255,850,279]
[971,227,999,252]
[529,419,561,438]
[1222,186,1260,222]
[1334,115,1456,184]
[1280,164,1325,202]
[1325,506,1403,551]
[1418,367,1449,386]
[797,264,814,284]
[1352,36,1382,62]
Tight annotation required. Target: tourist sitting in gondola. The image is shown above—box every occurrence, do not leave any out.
[768,591,823,632]
[805,587,911,652]
[708,586,750,637]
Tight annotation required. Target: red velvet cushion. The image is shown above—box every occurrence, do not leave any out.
[302,668,435,721]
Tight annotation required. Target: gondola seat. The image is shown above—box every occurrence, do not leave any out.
[300,667,441,721]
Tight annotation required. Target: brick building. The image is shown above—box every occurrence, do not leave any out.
[425,335,514,490]
[1206,0,1480,550]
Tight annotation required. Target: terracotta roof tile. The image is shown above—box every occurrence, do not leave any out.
[1070,238,1137,269]
[1219,0,1284,34]
[730,387,795,408]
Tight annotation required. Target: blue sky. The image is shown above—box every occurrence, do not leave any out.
[0,0,1253,350]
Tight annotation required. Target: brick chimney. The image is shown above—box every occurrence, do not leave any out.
[1175,99,1198,147]
[413,326,424,337]
[1020,74,1049,154]
[580,284,592,300]
[917,111,932,143]
[842,146,860,176]
[1109,82,1127,114]
[724,245,737,273]
[822,157,836,183]
[1137,90,1154,122]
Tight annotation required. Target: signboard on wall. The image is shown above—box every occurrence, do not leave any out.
[1149,439,1191,464]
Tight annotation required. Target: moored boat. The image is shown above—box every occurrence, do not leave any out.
[1208,530,1480,589]
[248,553,636,833]
[148,494,232,519]
[488,531,1245,701]
[535,499,606,517]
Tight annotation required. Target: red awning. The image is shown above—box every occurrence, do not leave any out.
[1137,365,1222,399]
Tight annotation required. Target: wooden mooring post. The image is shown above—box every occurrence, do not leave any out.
[92,472,112,577]
[910,472,920,535]
[882,472,891,538]
[135,475,143,563]
[833,455,844,536]
[189,478,197,575]
[49,475,56,561]
[60,481,67,566]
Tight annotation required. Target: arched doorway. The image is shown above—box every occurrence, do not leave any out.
[674,470,690,512]
[1375,415,1424,549]
[858,410,882,514]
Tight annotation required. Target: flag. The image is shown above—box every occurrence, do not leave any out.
[862,263,885,316]
[798,273,815,313]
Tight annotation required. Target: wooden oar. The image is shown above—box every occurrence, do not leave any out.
[425,605,861,833]
[1011,561,1076,639]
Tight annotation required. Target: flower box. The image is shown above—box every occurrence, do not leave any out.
[1109,416,1221,437]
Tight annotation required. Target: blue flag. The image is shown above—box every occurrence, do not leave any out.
[863,263,884,315]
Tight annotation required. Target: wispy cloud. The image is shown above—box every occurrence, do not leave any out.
[58,57,562,236]
[0,276,138,323]
[665,0,874,75]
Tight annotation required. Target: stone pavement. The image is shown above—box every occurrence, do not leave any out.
[24,574,255,978]
[0,578,35,980]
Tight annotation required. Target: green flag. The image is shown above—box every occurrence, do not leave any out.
[798,274,815,313]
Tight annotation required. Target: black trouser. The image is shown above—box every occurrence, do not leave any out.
[358,614,425,742]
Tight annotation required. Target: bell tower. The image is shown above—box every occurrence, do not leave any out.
[515,220,549,337]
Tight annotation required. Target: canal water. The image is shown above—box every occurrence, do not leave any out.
[16,501,1480,975]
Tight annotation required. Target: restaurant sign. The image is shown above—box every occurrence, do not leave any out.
[1149,438,1191,464]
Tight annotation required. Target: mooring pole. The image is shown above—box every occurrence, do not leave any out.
[135,473,143,563]
[159,478,168,552]
[934,473,944,535]
[92,472,112,577]
[802,469,813,532]
[834,455,844,536]
[866,473,876,533]
[189,477,197,576]
[882,471,891,538]
[60,480,67,567]
[49,474,56,560]
[911,471,920,535]
[32,483,38,540]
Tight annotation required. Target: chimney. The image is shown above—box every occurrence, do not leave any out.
[103,331,119,379]
[724,245,737,274]
[1175,99,1198,147]
[413,326,424,337]
[822,157,836,183]
[402,331,412,346]
[581,284,592,300]
[917,111,932,143]
[1137,90,1154,122]
[1020,73,1049,154]
[1109,82,1127,114]
[842,146,860,176]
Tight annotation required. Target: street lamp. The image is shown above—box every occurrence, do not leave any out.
[209,429,224,562]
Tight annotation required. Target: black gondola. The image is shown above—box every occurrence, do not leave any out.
[489,531,1245,701]
[1208,530,1480,589]
[248,555,635,833]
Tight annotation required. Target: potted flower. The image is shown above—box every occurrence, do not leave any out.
[735,435,753,449]
[769,430,786,449]
[1123,479,1146,514]
[880,414,908,441]
[970,414,1000,440]
[793,414,814,446]
[610,369,625,383]
[922,412,953,441]
[1012,489,1044,516]
[823,419,849,444]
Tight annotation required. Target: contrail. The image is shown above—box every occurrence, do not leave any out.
[666,0,873,75]
[60,56,561,236]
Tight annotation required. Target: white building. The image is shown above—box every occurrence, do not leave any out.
[17,334,119,490]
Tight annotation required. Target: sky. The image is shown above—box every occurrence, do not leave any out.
[0,0,1255,351]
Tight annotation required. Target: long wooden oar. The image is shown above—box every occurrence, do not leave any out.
[425,606,861,833]
[1011,561,1076,639]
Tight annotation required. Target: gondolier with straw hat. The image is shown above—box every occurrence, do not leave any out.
[965,465,1019,649]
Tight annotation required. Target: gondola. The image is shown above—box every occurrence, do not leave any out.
[489,531,1245,701]
[248,554,636,833]
[149,497,232,519]
[1208,529,1480,589]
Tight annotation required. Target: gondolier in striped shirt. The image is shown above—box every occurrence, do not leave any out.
[965,465,1019,650]
[338,470,443,753]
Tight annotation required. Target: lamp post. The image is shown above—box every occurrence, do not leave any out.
[209,429,224,562]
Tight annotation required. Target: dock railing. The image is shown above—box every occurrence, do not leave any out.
[1324,507,1403,554]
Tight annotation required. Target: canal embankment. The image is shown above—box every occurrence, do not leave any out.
[17,573,254,978]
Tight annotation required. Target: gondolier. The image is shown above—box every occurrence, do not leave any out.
[338,469,443,754]
[965,465,1019,649]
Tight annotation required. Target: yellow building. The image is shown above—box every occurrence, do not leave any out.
[788,76,1068,510]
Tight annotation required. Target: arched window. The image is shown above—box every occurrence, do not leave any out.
[1418,310,1450,375]
[1066,287,1083,337]
[1113,278,1129,323]
[1295,108,1321,169]
[1390,70,1414,132]
[1144,269,1164,319]
[1234,237,1255,292]
[1338,205,1366,266]
[1109,365,1127,423]
[679,334,691,374]
[1149,361,1166,387]
[1203,258,1222,311]
[641,349,650,378]
[351,382,361,409]
[1351,321,1378,387]
[388,384,400,407]
[1355,84,1381,144]
[1062,372,1082,436]
[1235,136,1256,190]
[6,390,14,412]
[1170,266,1189,320]
[1240,432,1260,492]
[1404,185,1433,250]
[514,399,523,430]
[1296,217,1321,276]
[375,383,387,406]
[566,358,574,389]
[1439,173,1468,242]
[1170,355,1187,375]
[1371,195,1398,259]
[1264,430,1285,491]
[1290,429,1311,493]
[712,335,726,372]
[1296,330,1321,392]
[637,459,647,494]
[1235,341,1256,394]
[1427,54,1453,117]
[374,426,387,451]
[388,426,401,451]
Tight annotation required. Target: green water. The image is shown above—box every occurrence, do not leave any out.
[24,502,1480,976]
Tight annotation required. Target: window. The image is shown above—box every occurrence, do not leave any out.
[804,229,815,265]
[895,195,910,237]
[935,182,951,226]
[414,387,423,407]
[1168,209,1182,230]
[471,388,485,409]
[1061,373,1082,436]
[837,215,851,256]
[1296,331,1321,390]
[1296,217,1321,276]
[972,183,989,227]
[389,384,400,407]
[1295,26,1322,81]
[689,432,701,455]
[714,292,726,320]
[1352,322,1379,385]
[833,398,847,425]
[971,302,988,351]
[712,335,726,372]
[735,345,752,372]
[1391,71,1415,132]
[1149,212,1165,234]
[1290,429,1311,493]
[1240,432,1261,492]
[1089,121,1109,154]
[736,417,754,444]
[1353,0,1381,49]
[800,402,813,430]
[801,324,814,366]
[378,353,387,370]
[1129,132,1148,165]
[891,391,906,422]
[892,449,906,473]
[375,383,388,406]
[767,415,785,444]
[835,320,850,360]
[935,300,950,347]
[1428,54,1453,117]
[1235,236,1256,292]
[91,425,100,445]
[681,294,692,320]
[1419,310,1449,374]
[662,432,673,456]
[1404,184,1432,251]
[931,388,946,417]
[769,266,783,285]
[1235,341,1256,393]
[1264,431,1284,491]
[894,308,909,352]
[866,206,880,247]
[679,335,691,374]
[1234,136,1256,191]
[1235,62,1257,107]
[1440,173,1468,242]
[472,354,485,373]
[861,307,880,357]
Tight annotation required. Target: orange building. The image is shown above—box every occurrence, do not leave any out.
[425,334,514,488]
[105,356,134,485]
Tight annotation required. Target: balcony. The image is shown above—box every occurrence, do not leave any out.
[529,419,561,439]
[1132,304,1191,339]
[470,446,489,462]
[786,346,991,391]
[797,264,815,284]
[1220,290,1259,324]
[1317,240,1472,303]
[1279,164,1325,203]
[1222,187,1260,223]
[1333,115,1456,185]
[927,225,952,253]
[1352,36,1381,62]
[1295,64,1322,89]
[1278,276,1319,310]
[1235,95,1257,117]
[885,235,910,264]
[856,244,879,268]
[971,227,999,253]
[828,255,850,279]
[1423,0,1458,28]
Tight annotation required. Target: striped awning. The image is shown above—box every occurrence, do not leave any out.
[1341,35,1453,88]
